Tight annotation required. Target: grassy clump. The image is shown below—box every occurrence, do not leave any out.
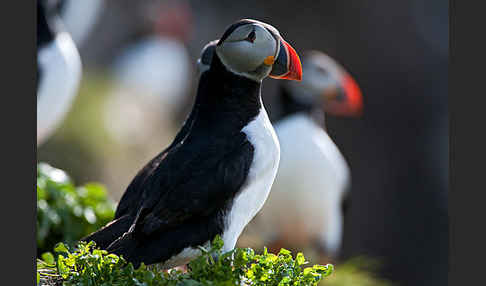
[37,235,333,286]
[37,163,116,255]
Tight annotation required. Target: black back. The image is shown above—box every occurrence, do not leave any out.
[275,85,313,121]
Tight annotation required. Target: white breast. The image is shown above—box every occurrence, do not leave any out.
[37,32,82,145]
[222,104,281,252]
[257,113,350,256]
[158,241,210,270]
[156,105,280,269]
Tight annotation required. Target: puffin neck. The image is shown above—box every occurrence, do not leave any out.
[275,85,326,128]
[193,54,262,128]
[276,85,313,119]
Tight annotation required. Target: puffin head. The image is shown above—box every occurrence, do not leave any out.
[284,51,363,117]
[201,19,302,82]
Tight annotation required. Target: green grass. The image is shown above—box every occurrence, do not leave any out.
[37,236,333,286]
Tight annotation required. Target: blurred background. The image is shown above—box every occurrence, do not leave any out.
[37,0,448,285]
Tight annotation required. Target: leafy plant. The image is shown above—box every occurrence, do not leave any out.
[36,164,338,285]
[37,235,333,286]
[37,163,116,255]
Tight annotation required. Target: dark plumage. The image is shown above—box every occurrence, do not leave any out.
[37,2,55,49]
[84,53,261,268]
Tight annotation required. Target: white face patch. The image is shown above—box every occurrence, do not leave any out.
[215,24,277,81]
[222,103,281,252]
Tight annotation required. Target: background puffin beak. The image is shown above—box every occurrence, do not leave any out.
[325,74,363,117]
[270,39,302,81]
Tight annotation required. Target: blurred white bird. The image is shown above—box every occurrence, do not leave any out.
[98,1,195,197]
[254,51,363,259]
[37,0,82,145]
[104,1,193,146]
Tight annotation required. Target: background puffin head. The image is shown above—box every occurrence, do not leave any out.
[282,51,363,117]
[197,39,218,75]
[204,19,302,82]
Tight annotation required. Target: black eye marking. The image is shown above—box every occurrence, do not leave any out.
[336,88,346,102]
[217,20,255,45]
[246,30,256,43]
[316,65,329,75]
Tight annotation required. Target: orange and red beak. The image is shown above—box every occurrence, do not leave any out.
[269,39,303,81]
[325,73,363,117]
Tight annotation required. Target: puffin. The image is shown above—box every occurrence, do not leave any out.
[37,0,82,145]
[258,51,363,259]
[83,19,303,269]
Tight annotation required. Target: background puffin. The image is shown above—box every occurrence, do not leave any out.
[37,0,82,145]
[104,0,194,149]
[247,51,363,261]
[83,19,302,269]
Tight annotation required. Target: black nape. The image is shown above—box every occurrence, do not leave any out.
[274,85,314,122]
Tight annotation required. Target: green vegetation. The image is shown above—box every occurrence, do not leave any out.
[36,163,389,286]
[37,236,333,286]
[37,163,116,255]
[37,164,333,285]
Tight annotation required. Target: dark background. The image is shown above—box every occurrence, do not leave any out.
[38,1,448,285]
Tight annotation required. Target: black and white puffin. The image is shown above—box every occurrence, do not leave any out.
[37,0,82,145]
[258,51,363,259]
[83,19,302,269]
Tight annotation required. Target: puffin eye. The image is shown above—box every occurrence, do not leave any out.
[245,30,256,43]
[316,65,329,75]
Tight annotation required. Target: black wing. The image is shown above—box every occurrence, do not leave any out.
[113,130,254,238]
[104,131,254,265]
[114,106,200,219]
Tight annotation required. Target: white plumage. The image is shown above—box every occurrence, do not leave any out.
[241,51,363,258]
[37,32,82,145]
[223,105,281,252]
[154,105,280,269]
[258,113,350,257]
[104,36,192,146]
